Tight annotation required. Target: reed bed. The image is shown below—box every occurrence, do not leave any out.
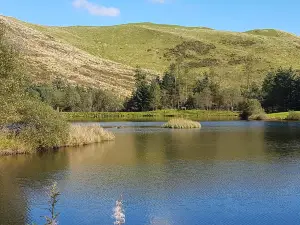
[0,133,31,156]
[286,111,300,121]
[162,118,201,129]
[249,113,268,121]
[65,124,115,147]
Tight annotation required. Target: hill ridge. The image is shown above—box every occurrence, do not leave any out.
[1,15,300,95]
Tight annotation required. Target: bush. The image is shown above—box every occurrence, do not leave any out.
[0,133,30,155]
[249,113,268,121]
[162,118,201,129]
[239,99,265,120]
[17,100,70,150]
[286,111,300,121]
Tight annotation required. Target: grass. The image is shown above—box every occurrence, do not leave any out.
[63,110,239,122]
[65,124,115,147]
[2,16,300,97]
[249,113,268,121]
[286,111,300,121]
[267,112,289,120]
[266,111,300,120]
[0,124,114,156]
[162,118,201,129]
[0,134,31,156]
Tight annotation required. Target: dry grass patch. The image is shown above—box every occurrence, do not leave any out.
[162,118,201,129]
[65,124,115,147]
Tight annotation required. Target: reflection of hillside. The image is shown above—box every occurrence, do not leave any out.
[0,173,27,225]
[129,129,267,162]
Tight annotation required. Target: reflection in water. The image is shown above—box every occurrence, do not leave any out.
[1,122,300,225]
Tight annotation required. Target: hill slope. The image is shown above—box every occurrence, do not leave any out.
[2,15,300,95]
[0,16,135,96]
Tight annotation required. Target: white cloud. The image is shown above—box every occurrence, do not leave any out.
[72,0,120,17]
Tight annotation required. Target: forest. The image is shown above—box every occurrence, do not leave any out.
[31,64,300,120]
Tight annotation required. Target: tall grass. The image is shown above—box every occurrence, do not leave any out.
[0,124,115,156]
[286,111,300,121]
[65,124,115,147]
[64,110,239,122]
[162,118,201,129]
[0,132,31,156]
[249,113,268,121]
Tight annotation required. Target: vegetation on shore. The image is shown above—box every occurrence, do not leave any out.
[163,118,201,129]
[286,111,300,121]
[0,24,114,156]
[29,79,124,112]
[64,110,239,121]
[66,125,115,147]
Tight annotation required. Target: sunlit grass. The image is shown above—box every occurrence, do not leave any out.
[0,124,115,156]
[162,118,201,129]
[286,111,300,121]
[20,18,300,93]
[249,113,268,121]
[267,112,289,120]
[65,124,115,147]
[63,110,239,122]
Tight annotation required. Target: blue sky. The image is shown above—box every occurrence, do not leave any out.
[0,0,300,34]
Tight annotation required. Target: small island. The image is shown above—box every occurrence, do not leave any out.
[162,118,201,129]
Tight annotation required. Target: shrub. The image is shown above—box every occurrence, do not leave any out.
[0,133,31,155]
[65,124,115,147]
[17,100,70,150]
[239,99,265,120]
[286,111,300,121]
[162,118,201,129]
[249,113,268,121]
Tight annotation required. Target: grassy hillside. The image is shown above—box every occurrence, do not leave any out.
[0,15,135,96]
[2,15,300,96]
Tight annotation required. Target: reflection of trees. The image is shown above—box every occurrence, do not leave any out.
[0,172,27,225]
[0,151,70,225]
[263,122,300,157]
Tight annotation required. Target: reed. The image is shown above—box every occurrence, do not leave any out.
[162,118,201,129]
[286,111,300,121]
[249,113,268,121]
[65,124,115,147]
[0,133,31,156]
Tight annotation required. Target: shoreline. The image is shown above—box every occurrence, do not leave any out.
[63,110,240,122]
[1,117,298,157]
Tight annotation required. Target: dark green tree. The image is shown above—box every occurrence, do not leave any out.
[149,78,161,110]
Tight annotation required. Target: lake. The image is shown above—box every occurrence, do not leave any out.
[1,121,300,225]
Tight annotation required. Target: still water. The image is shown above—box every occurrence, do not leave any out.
[1,121,300,225]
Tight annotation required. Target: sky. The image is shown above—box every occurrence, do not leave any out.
[0,0,300,35]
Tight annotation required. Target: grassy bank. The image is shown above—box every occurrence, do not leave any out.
[266,111,300,120]
[267,112,299,120]
[63,110,239,122]
[0,124,114,156]
[0,134,31,156]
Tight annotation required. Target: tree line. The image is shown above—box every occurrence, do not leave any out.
[125,65,260,112]
[125,65,300,116]
[28,79,124,112]
[30,64,300,117]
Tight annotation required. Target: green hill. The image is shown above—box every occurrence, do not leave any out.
[1,15,300,96]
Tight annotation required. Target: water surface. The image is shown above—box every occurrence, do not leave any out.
[1,121,300,225]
